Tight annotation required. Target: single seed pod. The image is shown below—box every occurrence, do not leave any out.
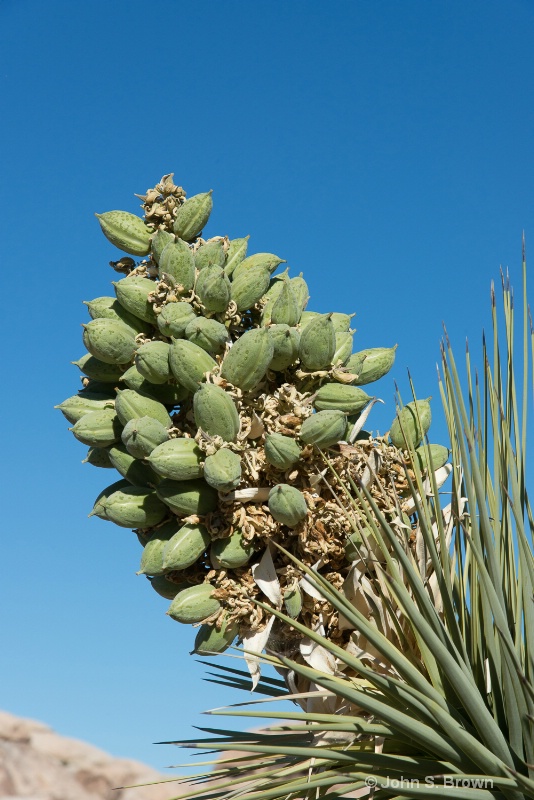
[185,317,229,356]
[346,346,397,385]
[119,365,189,406]
[82,318,137,365]
[113,276,158,324]
[299,310,320,328]
[224,236,249,277]
[260,269,290,325]
[267,324,300,371]
[203,449,242,492]
[264,432,302,470]
[313,384,371,414]
[298,313,336,371]
[195,265,231,312]
[232,252,286,280]
[72,354,124,383]
[162,522,211,571]
[70,409,122,448]
[193,614,238,655]
[299,410,347,447]
[159,240,195,292]
[289,274,310,313]
[283,585,303,618]
[55,393,115,424]
[268,484,308,528]
[95,210,152,256]
[138,521,180,576]
[83,296,152,334]
[332,332,353,366]
[330,312,355,333]
[230,265,271,312]
[195,239,225,270]
[115,389,172,428]
[91,486,167,528]
[169,340,217,393]
[415,443,449,472]
[220,328,274,391]
[121,416,170,459]
[193,383,240,442]
[389,398,432,449]
[167,583,221,624]
[135,341,171,385]
[156,478,218,516]
[150,229,175,265]
[148,575,190,600]
[108,443,160,486]
[270,279,302,326]
[157,302,197,338]
[210,530,254,569]
[173,191,213,241]
[90,478,132,519]
[147,438,204,481]
[82,447,114,469]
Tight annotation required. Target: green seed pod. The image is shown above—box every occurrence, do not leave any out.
[185,316,229,356]
[70,409,122,448]
[161,522,211,571]
[232,252,286,280]
[289,274,310,313]
[389,398,432,449]
[299,410,347,447]
[313,384,371,414]
[195,266,231,312]
[95,210,152,256]
[83,296,152,334]
[415,443,449,472]
[299,311,321,328]
[260,270,290,325]
[332,332,353,366]
[121,416,170,459]
[134,341,171,385]
[211,530,254,569]
[55,393,115,424]
[193,614,238,655]
[195,239,225,270]
[346,346,397,386]
[113,276,158,324]
[150,229,175,265]
[220,328,274,391]
[91,478,132,519]
[82,318,138,365]
[173,191,213,241]
[148,575,190,600]
[169,340,217,393]
[298,313,336,371]
[270,279,302,326]
[267,324,301,371]
[138,521,180,575]
[115,389,172,428]
[119,365,189,406]
[82,447,114,469]
[156,478,218,516]
[224,236,249,277]
[264,432,302,470]
[193,383,240,442]
[283,585,303,619]
[268,484,308,528]
[147,438,204,481]
[157,301,197,338]
[72,354,124,383]
[159,239,195,292]
[168,583,220,624]
[203,449,242,492]
[92,486,167,528]
[330,312,355,333]
[230,265,271,312]
[108,443,160,486]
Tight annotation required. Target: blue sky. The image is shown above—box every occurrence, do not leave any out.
[1,0,534,773]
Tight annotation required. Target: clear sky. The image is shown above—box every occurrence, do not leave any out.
[1,0,534,773]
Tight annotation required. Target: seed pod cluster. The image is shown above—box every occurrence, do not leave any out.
[57,173,448,657]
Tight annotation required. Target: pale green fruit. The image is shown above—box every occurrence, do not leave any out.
[173,191,213,241]
[82,318,137,365]
[91,486,167,528]
[70,409,122,448]
[162,522,211,571]
[147,438,204,481]
[134,341,171,385]
[268,484,308,528]
[95,210,152,256]
[113,276,158,324]
[389,398,432,449]
[299,410,347,447]
[121,416,170,459]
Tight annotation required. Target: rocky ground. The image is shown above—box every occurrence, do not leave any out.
[0,710,187,800]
